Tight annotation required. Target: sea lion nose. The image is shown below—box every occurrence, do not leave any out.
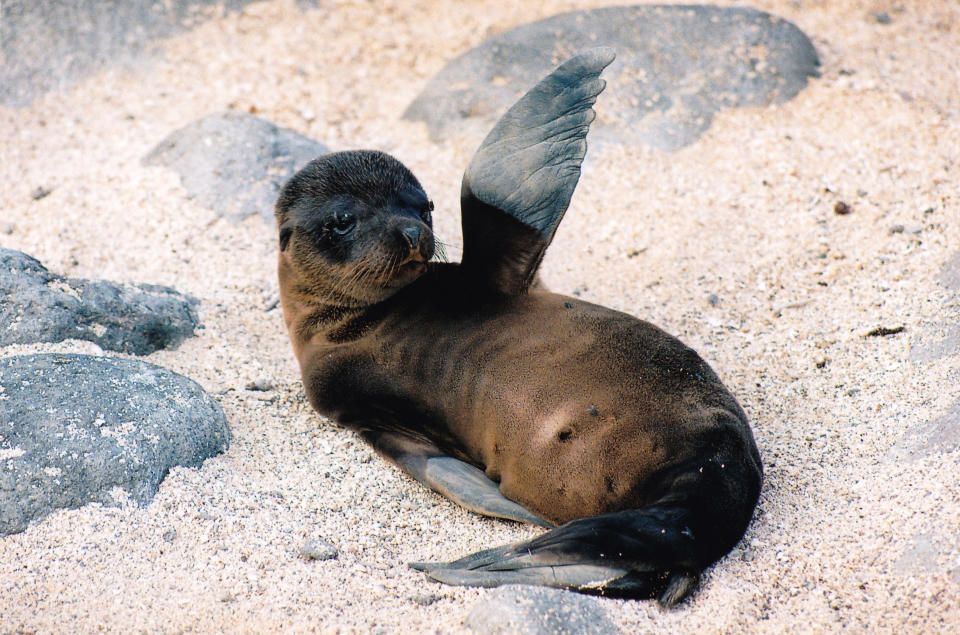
[401,225,421,250]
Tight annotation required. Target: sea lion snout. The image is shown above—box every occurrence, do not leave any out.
[400,225,420,250]
[392,217,434,264]
[385,219,432,287]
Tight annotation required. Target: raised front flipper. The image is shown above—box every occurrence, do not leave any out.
[362,431,551,528]
[460,47,615,295]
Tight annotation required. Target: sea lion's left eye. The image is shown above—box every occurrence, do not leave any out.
[330,212,356,236]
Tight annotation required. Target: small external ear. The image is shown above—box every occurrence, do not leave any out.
[279,226,293,251]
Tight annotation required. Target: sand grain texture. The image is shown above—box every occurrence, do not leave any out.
[1,0,958,632]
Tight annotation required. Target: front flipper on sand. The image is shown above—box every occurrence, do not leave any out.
[363,431,551,527]
[460,47,615,295]
[421,456,553,527]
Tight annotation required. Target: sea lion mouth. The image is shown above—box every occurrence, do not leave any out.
[404,261,427,275]
[388,259,428,286]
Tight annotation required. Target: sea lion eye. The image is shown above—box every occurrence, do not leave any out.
[330,212,356,236]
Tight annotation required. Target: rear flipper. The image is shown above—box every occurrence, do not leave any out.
[411,506,705,607]
[412,413,763,606]
[362,431,552,528]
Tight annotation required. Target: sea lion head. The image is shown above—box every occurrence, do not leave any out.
[275,150,435,306]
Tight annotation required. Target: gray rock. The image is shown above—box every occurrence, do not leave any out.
[143,111,327,223]
[0,249,198,355]
[30,185,53,200]
[245,377,275,392]
[892,533,960,583]
[299,538,339,561]
[910,255,960,362]
[409,592,441,606]
[872,12,892,25]
[937,251,960,291]
[893,534,941,575]
[465,585,619,635]
[888,399,960,461]
[0,354,230,535]
[404,6,819,151]
[0,0,319,107]
[910,323,960,363]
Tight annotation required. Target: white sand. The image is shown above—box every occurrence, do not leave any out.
[1,0,958,631]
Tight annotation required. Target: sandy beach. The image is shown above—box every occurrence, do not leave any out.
[1,0,958,631]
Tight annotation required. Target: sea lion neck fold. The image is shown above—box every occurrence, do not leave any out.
[276,254,365,352]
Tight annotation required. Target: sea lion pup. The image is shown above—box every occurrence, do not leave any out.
[275,48,762,606]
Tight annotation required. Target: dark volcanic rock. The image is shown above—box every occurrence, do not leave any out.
[143,111,327,223]
[405,5,819,151]
[0,354,230,535]
[465,585,618,635]
[0,249,198,355]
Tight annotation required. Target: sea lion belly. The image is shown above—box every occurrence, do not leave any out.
[355,276,733,525]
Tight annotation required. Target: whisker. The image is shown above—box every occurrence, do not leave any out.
[432,239,451,264]
[322,240,428,305]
